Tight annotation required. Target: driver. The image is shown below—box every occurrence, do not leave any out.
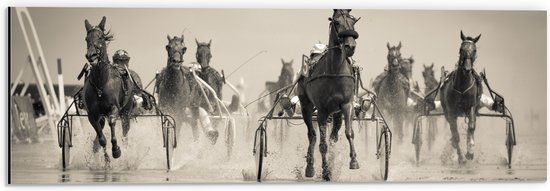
[112,49,151,110]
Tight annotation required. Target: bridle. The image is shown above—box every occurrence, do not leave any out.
[327,10,359,50]
[306,10,358,83]
[167,42,186,67]
[86,27,109,66]
[85,27,112,98]
[453,40,477,94]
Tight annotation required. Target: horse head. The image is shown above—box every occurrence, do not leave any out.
[84,16,113,65]
[386,42,403,72]
[459,30,481,72]
[422,63,435,82]
[166,34,187,70]
[279,58,294,85]
[329,9,360,57]
[195,38,212,69]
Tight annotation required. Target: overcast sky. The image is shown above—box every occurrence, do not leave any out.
[10,8,546,117]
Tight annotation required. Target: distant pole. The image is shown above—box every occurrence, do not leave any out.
[57,58,65,112]
[38,56,60,113]
[20,81,30,96]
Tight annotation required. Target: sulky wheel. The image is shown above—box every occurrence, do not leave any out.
[164,126,175,171]
[254,127,266,182]
[413,117,423,166]
[61,125,71,170]
[378,125,390,181]
[505,121,514,169]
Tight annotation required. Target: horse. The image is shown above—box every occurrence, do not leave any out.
[399,55,421,129]
[156,35,219,144]
[422,63,438,95]
[82,16,136,159]
[258,59,294,113]
[195,39,224,107]
[155,34,194,141]
[440,31,482,164]
[422,63,439,150]
[375,42,410,143]
[297,9,360,181]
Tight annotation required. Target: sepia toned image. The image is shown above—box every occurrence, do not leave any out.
[8,7,546,184]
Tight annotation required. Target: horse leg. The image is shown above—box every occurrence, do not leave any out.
[342,103,359,169]
[198,107,218,145]
[465,107,476,160]
[317,111,331,181]
[122,115,130,138]
[301,97,316,178]
[329,111,342,143]
[190,107,200,142]
[90,115,106,153]
[109,107,122,159]
[447,116,464,164]
[395,111,404,143]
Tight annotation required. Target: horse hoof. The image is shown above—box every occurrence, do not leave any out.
[98,137,107,147]
[207,131,219,145]
[322,169,332,181]
[330,134,339,143]
[305,165,315,178]
[465,152,474,160]
[458,156,466,165]
[350,159,360,169]
[112,146,122,159]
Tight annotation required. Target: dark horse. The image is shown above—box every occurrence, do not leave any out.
[440,31,482,163]
[375,42,410,142]
[297,9,359,181]
[155,34,193,140]
[83,16,135,159]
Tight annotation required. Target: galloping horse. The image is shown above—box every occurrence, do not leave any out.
[156,36,219,144]
[83,16,135,159]
[297,9,359,181]
[155,34,193,140]
[375,42,410,142]
[440,31,482,164]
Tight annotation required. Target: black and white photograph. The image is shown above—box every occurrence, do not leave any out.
[5,1,548,188]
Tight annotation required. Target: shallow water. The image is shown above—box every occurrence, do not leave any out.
[9,111,546,184]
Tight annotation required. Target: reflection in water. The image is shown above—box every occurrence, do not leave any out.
[90,171,123,182]
[59,174,70,183]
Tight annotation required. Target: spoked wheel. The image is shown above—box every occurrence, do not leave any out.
[164,126,175,170]
[505,121,514,169]
[254,127,266,182]
[61,125,71,170]
[378,125,390,181]
[413,118,423,166]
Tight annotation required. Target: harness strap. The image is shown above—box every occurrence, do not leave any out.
[306,73,356,83]
[452,73,476,95]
